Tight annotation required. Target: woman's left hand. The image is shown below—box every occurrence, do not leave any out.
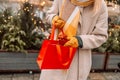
[64,37,78,47]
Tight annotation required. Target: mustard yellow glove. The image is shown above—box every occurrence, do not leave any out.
[52,16,65,29]
[64,37,79,48]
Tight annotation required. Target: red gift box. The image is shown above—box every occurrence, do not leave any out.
[37,25,77,69]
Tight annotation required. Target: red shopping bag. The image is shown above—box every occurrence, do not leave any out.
[37,26,77,69]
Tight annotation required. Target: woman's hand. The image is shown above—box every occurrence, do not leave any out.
[52,16,65,29]
[64,37,79,48]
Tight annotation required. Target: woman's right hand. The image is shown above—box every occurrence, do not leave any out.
[52,16,65,29]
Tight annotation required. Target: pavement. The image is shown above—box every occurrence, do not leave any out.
[0,72,120,80]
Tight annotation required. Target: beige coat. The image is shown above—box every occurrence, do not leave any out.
[39,0,108,80]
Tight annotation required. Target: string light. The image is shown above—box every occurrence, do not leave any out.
[4,20,7,23]
[31,13,34,15]
[115,4,117,9]
[10,16,13,18]
[34,20,36,25]
[34,14,36,17]
[31,18,34,21]
[109,32,112,36]
[26,7,29,9]
[17,13,20,16]
[112,7,115,10]
[116,40,119,43]
[40,1,46,6]
[41,28,44,32]
[25,0,28,2]
[24,8,26,11]
[27,9,30,12]
[8,16,11,19]
[39,21,41,23]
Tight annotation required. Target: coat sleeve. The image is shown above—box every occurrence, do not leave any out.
[46,0,59,24]
[79,2,108,49]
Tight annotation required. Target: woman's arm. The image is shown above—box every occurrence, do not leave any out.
[79,2,108,49]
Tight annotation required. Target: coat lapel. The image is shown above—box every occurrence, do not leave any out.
[81,5,97,34]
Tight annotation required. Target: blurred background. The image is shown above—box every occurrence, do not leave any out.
[0,0,119,80]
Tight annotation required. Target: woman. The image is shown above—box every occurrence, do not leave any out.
[39,0,108,80]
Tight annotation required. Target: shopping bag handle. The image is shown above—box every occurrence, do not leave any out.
[56,45,73,66]
[50,25,56,40]
[50,25,66,40]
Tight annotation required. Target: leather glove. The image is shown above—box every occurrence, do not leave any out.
[64,37,79,48]
[52,16,65,29]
